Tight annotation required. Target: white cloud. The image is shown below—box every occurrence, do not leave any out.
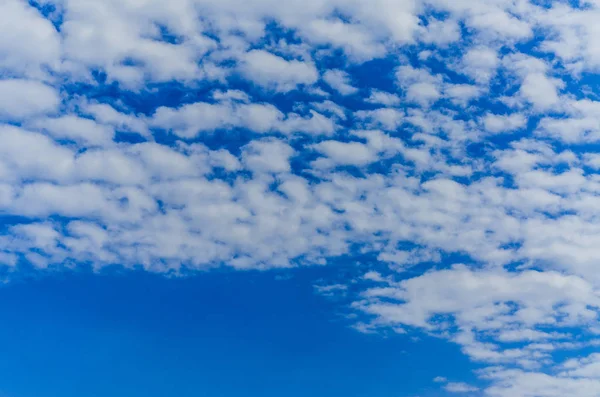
[365,90,401,106]
[356,109,404,131]
[303,19,386,61]
[152,100,283,137]
[314,283,348,297]
[151,98,336,138]
[80,101,149,138]
[520,73,563,111]
[406,82,441,106]
[503,53,565,111]
[0,125,74,183]
[354,264,600,375]
[482,113,527,134]
[323,69,359,96]
[540,4,600,73]
[0,79,60,121]
[482,366,600,397]
[312,130,404,169]
[421,17,461,46]
[242,139,295,174]
[445,84,482,105]
[312,141,376,168]
[27,116,115,146]
[444,382,479,393]
[460,46,499,84]
[468,9,532,40]
[0,0,61,79]
[239,50,318,92]
[311,100,347,120]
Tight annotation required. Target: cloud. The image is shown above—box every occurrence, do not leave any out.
[27,116,115,146]
[303,19,387,61]
[0,0,61,79]
[151,96,336,138]
[242,139,295,173]
[312,141,376,168]
[421,17,461,46]
[323,69,359,96]
[482,113,528,134]
[151,99,283,137]
[365,90,401,106]
[396,65,443,107]
[239,50,318,92]
[503,53,565,111]
[444,382,479,393]
[460,46,499,84]
[0,79,60,121]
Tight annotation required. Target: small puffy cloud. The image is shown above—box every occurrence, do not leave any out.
[323,69,359,96]
[540,5,600,73]
[314,283,348,297]
[27,116,115,146]
[461,46,499,84]
[445,84,482,105]
[406,82,441,106]
[356,108,404,131]
[312,140,376,168]
[365,90,401,106]
[468,8,532,40]
[0,125,74,183]
[312,130,403,169]
[0,79,60,121]
[482,113,528,134]
[303,19,386,61]
[151,100,284,137]
[81,102,149,137]
[434,376,479,394]
[242,139,295,173]
[519,73,564,111]
[503,53,564,111]
[421,17,461,46]
[0,0,61,78]
[311,100,347,120]
[396,65,443,106]
[239,50,318,92]
[444,382,479,393]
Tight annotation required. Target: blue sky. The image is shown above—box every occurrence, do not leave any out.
[0,269,475,397]
[3,0,600,396]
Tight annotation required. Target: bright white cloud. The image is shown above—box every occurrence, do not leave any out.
[239,50,318,92]
[483,113,528,134]
[0,79,60,121]
[242,139,295,174]
[323,69,359,96]
[27,116,115,146]
[444,382,479,393]
[0,0,61,79]
[461,46,499,84]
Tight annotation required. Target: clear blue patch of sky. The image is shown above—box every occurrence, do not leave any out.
[0,268,476,397]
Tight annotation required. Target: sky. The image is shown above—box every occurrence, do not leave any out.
[2,0,600,396]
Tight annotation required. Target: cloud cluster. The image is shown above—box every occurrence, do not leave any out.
[4,0,600,395]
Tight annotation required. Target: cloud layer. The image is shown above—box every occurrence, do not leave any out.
[4,0,600,395]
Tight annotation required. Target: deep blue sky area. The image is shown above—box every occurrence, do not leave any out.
[0,271,470,397]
